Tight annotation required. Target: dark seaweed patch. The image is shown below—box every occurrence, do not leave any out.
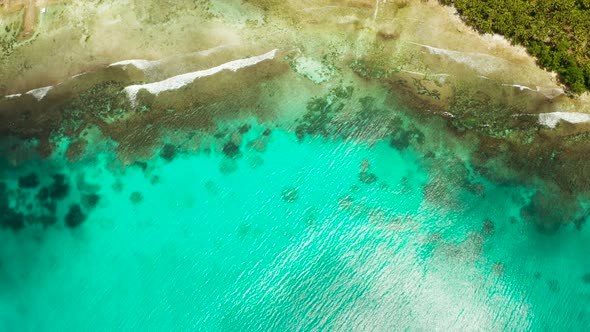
[18,173,39,189]
[65,204,86,228]
[262,128,272,136]
[583,273,590,284]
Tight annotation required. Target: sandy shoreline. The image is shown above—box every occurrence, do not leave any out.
[0,0,562,92]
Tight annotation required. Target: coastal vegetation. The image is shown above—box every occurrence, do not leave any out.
[440,0,590,94]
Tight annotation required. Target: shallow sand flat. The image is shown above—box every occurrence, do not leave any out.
[0,1,572,94]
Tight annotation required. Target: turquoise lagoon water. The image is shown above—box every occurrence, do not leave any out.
[0,121,589,331]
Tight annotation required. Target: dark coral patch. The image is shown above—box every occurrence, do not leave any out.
[160,144,177,161]
[18,173,40,189]
[36,187,57,213]
[83,193,101,209]
[214,131,227,139]
[38,215,58,227]
[359,172,377,184]
[49,174,70,201]
[262,128,272,136]
[112,180,124,192]
[492,262,505,276]
[548,279,560,292]
[582,273,590,284]
[130,191,144,204]
[222,142,240,158]
[134,161,148,172]
[0,182,8,209]
[65,204,86,228]
[519,191,586,235]
[389,126,425,151]
[150,176,161,185]
[482,219,495,236]
[238,124,252,134]
[2,210,25,230]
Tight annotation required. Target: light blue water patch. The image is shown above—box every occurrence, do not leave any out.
[0,124,589,330]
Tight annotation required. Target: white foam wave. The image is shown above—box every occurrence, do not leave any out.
[4,94,22,99]
[538,112,590,128]
[25,86,53,101]
[124,49,278,107]
[401,70,450,78]
[502,84,565,99]
[108,45,233,72]
[109,59,159,71]
[501,83,535,92]
[409,42,506,74]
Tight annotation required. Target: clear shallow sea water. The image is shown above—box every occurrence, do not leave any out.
[0,121,589,331]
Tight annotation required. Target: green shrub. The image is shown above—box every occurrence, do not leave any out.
[440,0,590,93]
